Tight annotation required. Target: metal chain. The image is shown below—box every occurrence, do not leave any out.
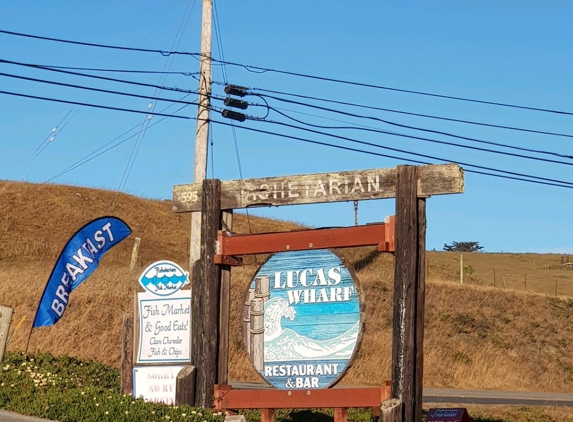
[354,200,358,226]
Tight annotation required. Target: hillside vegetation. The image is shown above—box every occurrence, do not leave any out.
[2,180,573,394]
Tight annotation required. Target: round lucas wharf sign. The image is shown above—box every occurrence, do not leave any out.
[242,249,363,390]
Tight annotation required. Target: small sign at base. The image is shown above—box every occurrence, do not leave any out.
[427,408,471,422]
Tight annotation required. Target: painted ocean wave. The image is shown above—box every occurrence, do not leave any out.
[263,296,359,361]
[140,274,188,294]
[264,322,359,362]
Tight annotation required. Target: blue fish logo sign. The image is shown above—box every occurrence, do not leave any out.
[33,216,132,328]
[138,261,189,296]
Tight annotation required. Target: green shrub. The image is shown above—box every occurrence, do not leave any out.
[0,352,224,422]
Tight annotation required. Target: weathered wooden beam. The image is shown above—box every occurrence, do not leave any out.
[191,179,221,408]
[415,198,427,422]
[172,163,463,212]
[391,165,425,422]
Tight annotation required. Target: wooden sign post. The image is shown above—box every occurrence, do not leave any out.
[392,166,426,422]
[191,179,222,407]
[172,163,464,419]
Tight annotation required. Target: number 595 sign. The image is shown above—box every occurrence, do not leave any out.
[178,190,198,203]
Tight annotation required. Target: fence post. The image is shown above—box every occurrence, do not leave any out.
[0,306,13,362]
[120,313,133,395]
[129,237,141,272]
[460,254,464,284]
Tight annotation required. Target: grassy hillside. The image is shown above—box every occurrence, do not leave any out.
[2,180,573,395]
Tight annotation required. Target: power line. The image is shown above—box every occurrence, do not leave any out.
[262,106,573,167]
[0,29,201,57]
[213,1,246,181]
[210,118,573,189]
[0,59,199,95]
[208,59,573,116]
[119,0,198,191]
[47,102,194,182]
[3,28,573,116]
[0,71,199,106]
[19,64,199,76]
[247,92,573,161]
[0,89,191,119]
[255,117,573,186]
[236,83,573,140]
[36,110,72,152]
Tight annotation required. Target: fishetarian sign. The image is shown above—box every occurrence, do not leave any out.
[172,163,464,212]
[243,249,363,390]
[137,290,191,363]
[138,261,189,296]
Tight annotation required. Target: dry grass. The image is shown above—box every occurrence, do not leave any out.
[427,251,573,296]
[2,181,573,397]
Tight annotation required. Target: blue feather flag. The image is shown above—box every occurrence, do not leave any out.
[33,216,132,328]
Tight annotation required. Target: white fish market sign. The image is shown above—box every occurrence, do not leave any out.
[243,249,363,390]
[136,261,191,363]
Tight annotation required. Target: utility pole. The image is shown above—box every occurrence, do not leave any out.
[190,0,213,269]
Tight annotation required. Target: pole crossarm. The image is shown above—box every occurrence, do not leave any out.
[213,216,395,266]
[173,163,464,213]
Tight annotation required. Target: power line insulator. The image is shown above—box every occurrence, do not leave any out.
[224,84,247,97]
[222,109,246,122]
[224,97,248,110]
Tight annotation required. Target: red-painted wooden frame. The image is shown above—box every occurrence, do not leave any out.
[214,383,391,422]
[214,216,395,265]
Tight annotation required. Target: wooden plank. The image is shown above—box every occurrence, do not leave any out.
[191,179,222,408]
[218,210,232,385]
[213,386,389,409]
[173,163,464,212]
[120,313,133,395]
[216,220,394,258]
[391,165,419,422]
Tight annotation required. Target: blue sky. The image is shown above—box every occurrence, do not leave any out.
[1,1,572,253]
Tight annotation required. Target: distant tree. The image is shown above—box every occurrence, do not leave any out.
[443,241,484,252]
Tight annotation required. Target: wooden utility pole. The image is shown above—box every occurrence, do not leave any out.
[190,0,213,270]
